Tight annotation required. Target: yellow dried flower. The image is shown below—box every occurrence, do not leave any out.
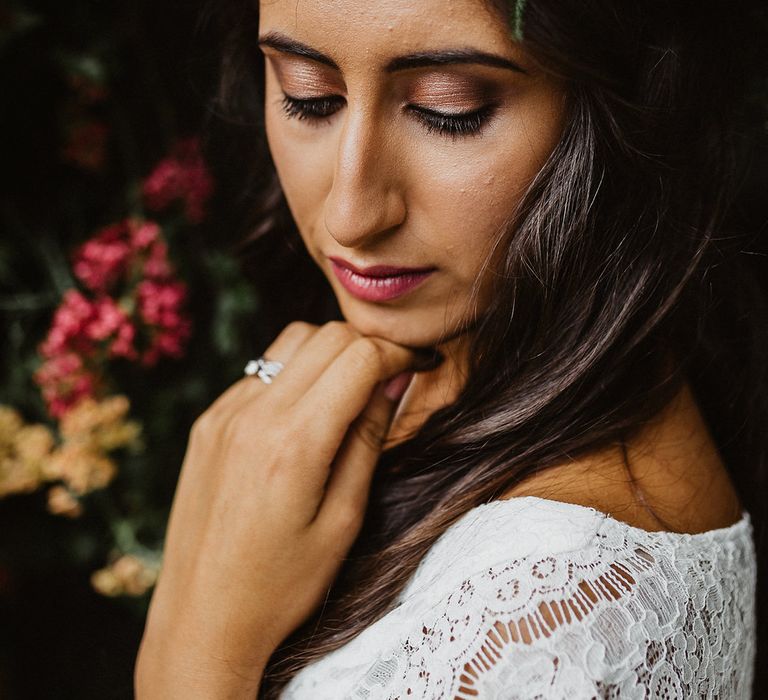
[90,567,122,597]
[46,442,117,495]
[113,554,159,595]
[46,484,84,518]
[0,407,55,498]
[59,395,140,451]
[98,420,142,452]
[40,394,142,496]
[16,424,55,464]
[0,406,23,478]
[0,460,40,497]
[91,554,160,597]
[58,397,107,439]
[0,405,23,446]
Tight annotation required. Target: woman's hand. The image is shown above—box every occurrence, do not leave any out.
[134,321,419,699]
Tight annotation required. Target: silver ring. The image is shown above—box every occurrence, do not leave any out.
[244,357,285,384]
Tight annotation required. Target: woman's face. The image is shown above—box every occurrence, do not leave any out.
[259,0,565,349]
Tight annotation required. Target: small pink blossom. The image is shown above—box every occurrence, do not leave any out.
[73,237,130,293]
[130,220,161,250]
[142,137,214,224]
[34,353,99,418]
[72,219,168,294]
[39,290,138,364]
[72,222,132,294]
[85,297,127,342]
[142,238,172,279]
[136,280,192,366]
[38,217,192,418]
[110,321,138,360]
[136,280,186,325]
[40,290,98,358]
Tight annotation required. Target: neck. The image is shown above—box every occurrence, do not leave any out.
[385,331,472,450]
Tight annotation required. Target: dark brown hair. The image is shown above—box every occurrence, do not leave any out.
[203,0,768,694]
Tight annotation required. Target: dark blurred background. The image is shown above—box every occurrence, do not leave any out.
[0,1,265,697]
[0,1,766,699]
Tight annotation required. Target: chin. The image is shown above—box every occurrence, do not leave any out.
[339,305,461,351]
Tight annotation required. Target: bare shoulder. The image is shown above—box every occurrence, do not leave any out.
[498,383,744,535]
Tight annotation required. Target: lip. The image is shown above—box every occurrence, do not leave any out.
[328,256,436,277]
[329,257,436,302]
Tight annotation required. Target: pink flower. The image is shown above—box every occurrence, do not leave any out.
[72,223,133,294]
[85,297,127,341]
[136,280,192,366]
[84,297,138,361]
[37,218,192,418]
[72,219,171,294]
[142,238,172,279]
[34,353,99,418]
[136,279,185,325]
[142,137,214,224]
[130,220,161,250]
[39,290,138,363]
[40,290,98,358]
[110,321,137,360]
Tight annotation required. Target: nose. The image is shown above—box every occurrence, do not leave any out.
[322,105,407,249]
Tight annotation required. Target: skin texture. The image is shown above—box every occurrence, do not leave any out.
[135,0,742,695]
[259,0,566,446]
[257,0,742,528]
[135,321,421,698]
[500,384,743,534]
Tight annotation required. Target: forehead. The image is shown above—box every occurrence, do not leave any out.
[258,0,516,69]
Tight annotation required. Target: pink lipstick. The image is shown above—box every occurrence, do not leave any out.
[328,256,436,302]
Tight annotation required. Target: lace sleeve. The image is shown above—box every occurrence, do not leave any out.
[346,519,756,699]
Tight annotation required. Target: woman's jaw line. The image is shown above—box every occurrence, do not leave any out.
[338,307,477,363]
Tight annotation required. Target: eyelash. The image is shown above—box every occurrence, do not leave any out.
[279,93,496,139]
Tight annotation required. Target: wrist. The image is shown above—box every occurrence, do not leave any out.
[134,626,268,700]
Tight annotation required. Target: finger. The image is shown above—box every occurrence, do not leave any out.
[207,321,318,417]
[317,370,413,529]
[263,321,363,409]
[161,322,318,576]
[290,337,418,476]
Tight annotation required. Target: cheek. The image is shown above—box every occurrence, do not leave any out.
[265,119,313,225]
[264,89,331,244]
[408,101,563,280]
[406,148,532,279]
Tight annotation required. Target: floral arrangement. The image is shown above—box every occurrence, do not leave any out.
[0,136,218,597]
[0,0,255,692]
[35,218,193,418]
[0,108,260,609]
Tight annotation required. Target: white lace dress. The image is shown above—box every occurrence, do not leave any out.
[281,496,757,699]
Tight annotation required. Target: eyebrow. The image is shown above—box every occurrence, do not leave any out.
[257,31,528,75]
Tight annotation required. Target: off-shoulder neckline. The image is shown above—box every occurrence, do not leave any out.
[472,494,751,541]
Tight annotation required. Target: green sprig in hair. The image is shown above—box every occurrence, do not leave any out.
[512,0,526,41]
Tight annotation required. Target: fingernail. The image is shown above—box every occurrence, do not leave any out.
[384,371,413,401]
[412,349,444,372]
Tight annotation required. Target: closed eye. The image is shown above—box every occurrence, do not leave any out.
[279,93,497,140]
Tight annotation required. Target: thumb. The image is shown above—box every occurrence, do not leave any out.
[383,370,414,402]
[319,371,413,514]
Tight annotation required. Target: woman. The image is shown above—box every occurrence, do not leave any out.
[135,0,767,697]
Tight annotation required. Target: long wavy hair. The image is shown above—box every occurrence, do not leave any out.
[202,0,768,695]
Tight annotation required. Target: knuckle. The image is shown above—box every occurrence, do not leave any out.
[333,503,364,533]
[352,413,384,452]
[283,320,315,342]
[191,411,214,438]
[322,320,358,344]
[222,409,257,445]
[347,337,384,374]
